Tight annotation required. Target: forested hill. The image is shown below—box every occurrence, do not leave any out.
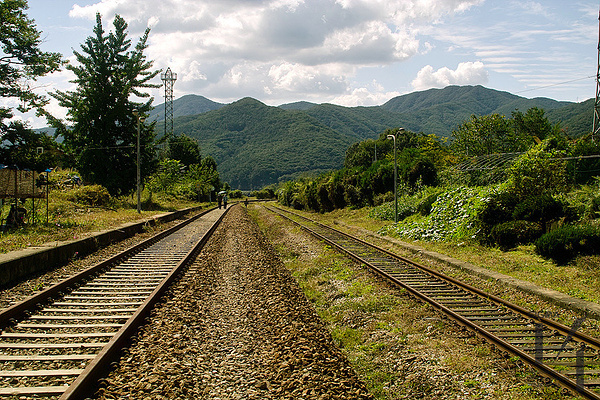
[161,85,593,189]
[173,97,355,189]
[149,94,224,121]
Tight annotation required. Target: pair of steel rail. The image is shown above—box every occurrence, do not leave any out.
[267,205,600,399]
[0,207,227,399]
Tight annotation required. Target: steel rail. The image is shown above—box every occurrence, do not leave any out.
[0,207,216,328]
[0,206,228,399]
[60,207,228,399]
[267,205,600,399]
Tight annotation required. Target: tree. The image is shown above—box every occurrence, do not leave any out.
[51,13,160,195]
[0,0,61,166]
[168,134,201,167]
[512,107,556,144]
[451,114,514,157]
[199,155,220,190]
[507,142,567,197]
[345,139,375,169]
[0,122,63,169]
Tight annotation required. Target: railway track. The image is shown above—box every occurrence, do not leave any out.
[0,207,227,399]
[267,205,600,399]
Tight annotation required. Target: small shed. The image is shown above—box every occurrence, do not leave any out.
[0,166,49,225]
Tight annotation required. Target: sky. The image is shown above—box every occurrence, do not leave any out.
[12,0,600,127]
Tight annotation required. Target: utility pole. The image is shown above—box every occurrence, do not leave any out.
[593,7,600,141]
[161,67,177,138]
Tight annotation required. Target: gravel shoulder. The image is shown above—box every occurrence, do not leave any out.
[94,205,372,399]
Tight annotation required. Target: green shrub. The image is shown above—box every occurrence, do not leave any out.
[477,190,519,228]
[64,184,111,207]
[230,189,243,199]
[173,182,197,200]
[417,192,440,216]
[565,180,600,221]
[343,184,362,208]
[369,201,396,221]
[381,186,491,241]
[490,220,543,250]
[373,191,393,206]
[534,224,600,264]
[507,145,567,197]
[328,181,346,209]
[255,188,275,199]
[512,194,564,224]
[369,194,418,221]
[396,201,417,221]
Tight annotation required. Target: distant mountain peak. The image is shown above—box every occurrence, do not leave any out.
[149,94,225,121]
[161,85,589,190]
[279,101,318,111]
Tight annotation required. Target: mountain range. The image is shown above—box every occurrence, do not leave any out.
[151,85,593,190]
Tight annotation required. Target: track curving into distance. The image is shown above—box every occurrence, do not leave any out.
[0,207,227,399]
[267,205,600,399]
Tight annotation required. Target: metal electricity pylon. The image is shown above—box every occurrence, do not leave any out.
[161,67,177,138]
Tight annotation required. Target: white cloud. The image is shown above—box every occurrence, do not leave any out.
[66,0,480,106]
[332,81,402,106]
[268,62,348,94]
[411,61,488,90]
[67,0,484,71]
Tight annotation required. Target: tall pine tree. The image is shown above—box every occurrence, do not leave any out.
[52,13,160,195]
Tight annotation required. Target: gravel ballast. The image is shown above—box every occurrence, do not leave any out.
[95,205,373,399]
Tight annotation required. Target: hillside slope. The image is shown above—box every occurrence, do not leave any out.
[174,98,355,189]
[165,85,592,189]
[149,94,224,121]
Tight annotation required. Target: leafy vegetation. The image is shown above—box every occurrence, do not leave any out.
[278,102,600,265]
[535,225,600,264]
[0,167,206,254]
[145,155,219,202]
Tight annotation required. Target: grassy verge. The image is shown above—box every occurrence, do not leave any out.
[302,206,600,309]
[250,205,575,400]
[0,188,205,254]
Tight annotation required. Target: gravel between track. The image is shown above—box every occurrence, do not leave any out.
[94,205,373,399]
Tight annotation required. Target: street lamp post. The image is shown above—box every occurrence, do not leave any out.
[133,109,145,214]
[387,128,405,223]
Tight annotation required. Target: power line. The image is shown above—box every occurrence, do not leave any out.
[515,76,595,95]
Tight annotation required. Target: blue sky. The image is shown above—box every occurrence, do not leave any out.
[15,0,600,127]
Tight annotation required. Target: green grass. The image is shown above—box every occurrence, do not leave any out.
[298,205,600,310]
[0,185,205,254]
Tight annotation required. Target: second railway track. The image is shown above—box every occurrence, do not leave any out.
[267,205,600,399]
[0,206,227,399]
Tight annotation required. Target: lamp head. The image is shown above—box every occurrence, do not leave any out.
[132,109,139,118]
